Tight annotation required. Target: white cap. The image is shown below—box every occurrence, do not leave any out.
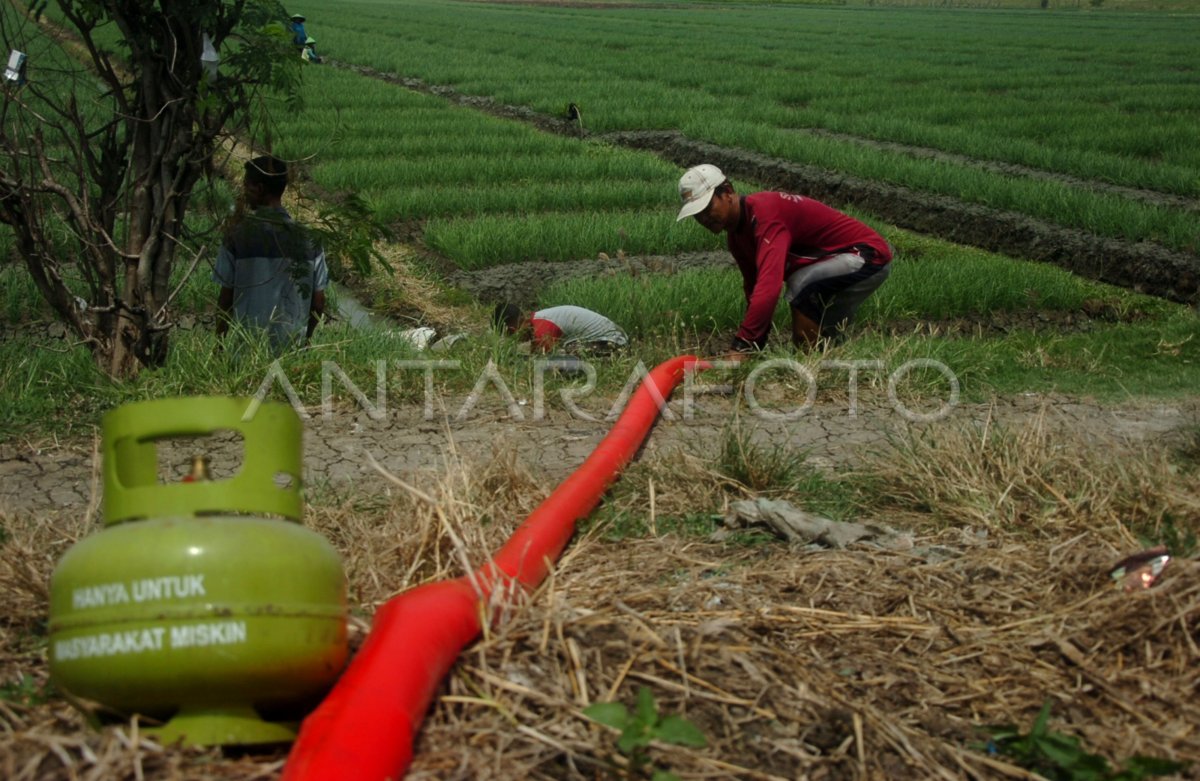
[676,164,726,221]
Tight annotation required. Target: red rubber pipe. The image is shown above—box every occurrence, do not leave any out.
[283,355,707,781]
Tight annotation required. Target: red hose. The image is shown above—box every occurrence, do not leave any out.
[282,355,706,780]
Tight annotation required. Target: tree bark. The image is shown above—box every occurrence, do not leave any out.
[1,0,297,377]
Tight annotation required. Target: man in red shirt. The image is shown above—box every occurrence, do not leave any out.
[677,164,891,360]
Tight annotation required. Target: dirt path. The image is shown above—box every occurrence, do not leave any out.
[3,391,1194,517]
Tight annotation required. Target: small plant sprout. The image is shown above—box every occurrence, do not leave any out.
[584,686,707,780]
[982,700,1187,781]
[0,673,51,706]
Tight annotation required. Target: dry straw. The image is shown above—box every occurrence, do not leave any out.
[1,415,1197,779]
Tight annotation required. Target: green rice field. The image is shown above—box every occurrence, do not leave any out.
[301,0,1200,253]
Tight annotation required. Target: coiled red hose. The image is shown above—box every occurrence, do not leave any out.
[282,355,706,780]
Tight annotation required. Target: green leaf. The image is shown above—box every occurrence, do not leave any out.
[635,686,658,726]
[655,715,708,748]
[985,724,1022,742]
[1119,756,1190,778]
[651,771,682,781]
[1031,700,1054,738]
[982,700,1184,781]
[583,702,629,731]
[617,728,653,755]
[1034,734,1089,770]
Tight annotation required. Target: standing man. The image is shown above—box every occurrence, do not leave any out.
[676,164,891,359]
[214,155,328,353]
[289,14,307,49]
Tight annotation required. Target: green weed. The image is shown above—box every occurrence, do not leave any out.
[657,513,723,538]
[1133,513,1198,558]
[584,686,707,781]
[982,701,1187,781]
[716,421,804,494]
[0,673,53,706]
[589,507,652,541]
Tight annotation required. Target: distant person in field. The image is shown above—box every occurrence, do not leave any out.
[289,14,307,48]
[494,303,628,352]
[214,155,328,353]
[301,36,322,64]
[676,164,892,360]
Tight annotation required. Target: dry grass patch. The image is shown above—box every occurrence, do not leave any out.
[409,535,1199,779]
[2,422,1198,779]
[307,443,551,611]
[337,241,478,334]
[861,404,1200,545]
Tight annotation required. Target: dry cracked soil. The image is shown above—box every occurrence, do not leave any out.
[3,391,1197,519]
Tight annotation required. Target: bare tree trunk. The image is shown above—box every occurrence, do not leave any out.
[1,0,298,378]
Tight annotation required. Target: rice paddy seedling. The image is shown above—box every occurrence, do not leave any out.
[315,152,672,192]
[363,179,670,222]
[708,123,1200,250]
[266,63,698,269]
[540,268,747,339]
[857,235,1167,323]
[424,210,718,269]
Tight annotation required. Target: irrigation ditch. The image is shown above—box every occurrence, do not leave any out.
[335,60,1200,307]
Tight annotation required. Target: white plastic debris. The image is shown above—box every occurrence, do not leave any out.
[200,34,219,82]
[717,497,913,551]
[392,326,437,350]
[430,333,467,352]
[4,50,27,86]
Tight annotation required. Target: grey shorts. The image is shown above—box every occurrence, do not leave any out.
[786,252,890,339]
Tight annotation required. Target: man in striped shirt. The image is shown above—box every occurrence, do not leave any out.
[214,156,328,353]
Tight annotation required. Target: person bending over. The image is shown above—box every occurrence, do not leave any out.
[494,303,628,353]
[676,164,891,361]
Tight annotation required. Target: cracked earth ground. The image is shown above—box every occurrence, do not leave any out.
[3,389,1196,518]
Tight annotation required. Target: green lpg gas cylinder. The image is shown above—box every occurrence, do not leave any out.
[48,397,348,746]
